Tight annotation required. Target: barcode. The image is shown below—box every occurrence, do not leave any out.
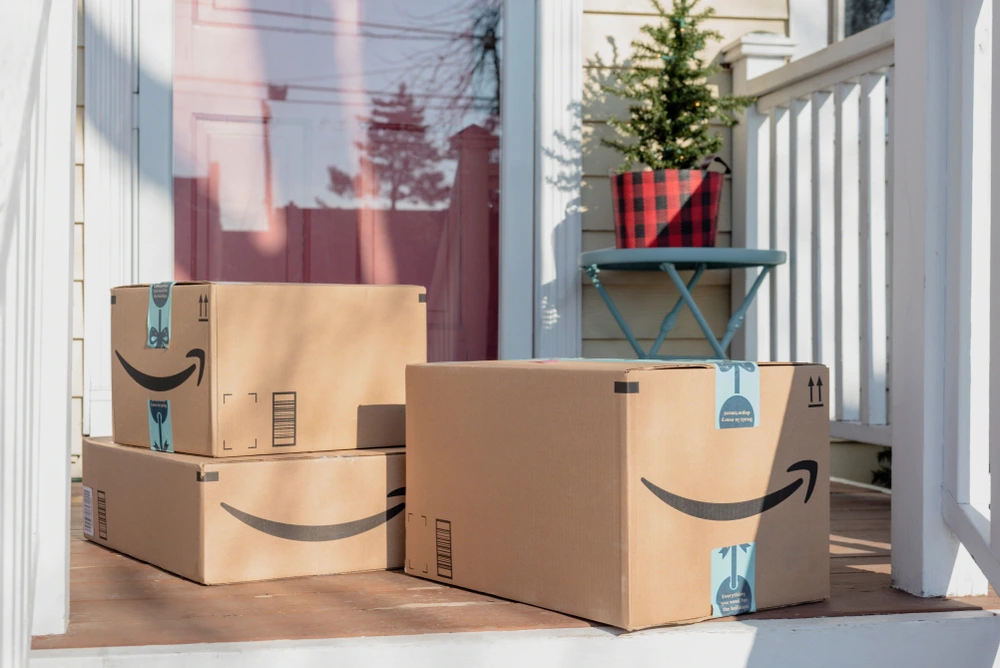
[82,486,94,536]
[97,490,108,540]
[435,519,453,579]
[272,392,297,447]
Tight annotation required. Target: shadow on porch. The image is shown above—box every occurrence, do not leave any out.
[31,482,1000,651]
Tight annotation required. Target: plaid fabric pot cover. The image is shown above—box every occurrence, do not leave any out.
[610,156,730,248]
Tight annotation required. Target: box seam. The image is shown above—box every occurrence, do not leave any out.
[210,284,219,456]
[621,369,633,630]
[198,462,209,583]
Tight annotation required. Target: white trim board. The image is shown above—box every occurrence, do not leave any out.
[534,0,582,359]
[29,611,1000,668]
[498,0,537,360]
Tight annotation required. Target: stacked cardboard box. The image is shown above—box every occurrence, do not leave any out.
[84,280,830,629]
[83,282,425,584]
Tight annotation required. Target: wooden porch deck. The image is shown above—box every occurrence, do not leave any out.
[32,482,1000,651]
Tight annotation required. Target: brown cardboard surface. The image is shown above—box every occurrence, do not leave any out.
[404,360,830,630]
[82,437,405,584]
[111,282,426,457]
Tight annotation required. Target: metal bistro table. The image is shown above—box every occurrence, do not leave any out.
[581,247,786,360]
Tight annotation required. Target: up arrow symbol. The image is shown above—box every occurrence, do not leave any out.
[808,377,815,403]
[816,377,823,403]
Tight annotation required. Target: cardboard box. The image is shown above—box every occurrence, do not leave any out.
[405,360,830,630]
[111,282,426,457]
[82,437,405,584]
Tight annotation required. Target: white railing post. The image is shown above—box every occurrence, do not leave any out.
[812,90,838,417]
[991,0,1000,557]
[770,105,792,361]
[790,97,814,362]
[834,81,861,422]
[892,0,988,598]
[859,72,888,426]
[723,34,797,362]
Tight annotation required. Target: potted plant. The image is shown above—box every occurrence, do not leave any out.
[601,0,754,248]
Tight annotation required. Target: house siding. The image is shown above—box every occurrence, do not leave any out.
[580,0,789,358]
[72,0,84,478]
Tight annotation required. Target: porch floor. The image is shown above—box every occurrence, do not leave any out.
[32,482,1000,650]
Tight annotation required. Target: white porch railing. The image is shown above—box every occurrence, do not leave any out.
[725,23,895,447]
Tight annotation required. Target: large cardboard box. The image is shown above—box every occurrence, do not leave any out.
[111,282,426,457]
[82,437,405,584]
[405,360,830,630]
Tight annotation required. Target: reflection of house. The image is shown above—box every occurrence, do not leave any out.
[174,124,499,363]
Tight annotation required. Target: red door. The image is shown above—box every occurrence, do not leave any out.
[172,0,501,361]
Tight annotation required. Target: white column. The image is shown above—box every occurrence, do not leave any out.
[0,0,76,664]
[723,34,797,361]
[892,0,988,597]
[32,0,77,639]
[535,0,582,358]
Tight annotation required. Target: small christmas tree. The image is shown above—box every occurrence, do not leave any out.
[601,0,754,171]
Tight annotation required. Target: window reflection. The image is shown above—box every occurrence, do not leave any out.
[173,0,501,361]
[845,0,894,38]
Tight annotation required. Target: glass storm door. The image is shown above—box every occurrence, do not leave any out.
[172,0,502,361]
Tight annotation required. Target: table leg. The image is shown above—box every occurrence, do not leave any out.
[661,262,728,359]
[584,265,648,358]
[719,265,774,353]
[648,264,706,357]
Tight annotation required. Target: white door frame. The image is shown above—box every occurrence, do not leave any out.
[83,2,582,433]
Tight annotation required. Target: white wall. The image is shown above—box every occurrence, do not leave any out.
[0,1,77,662]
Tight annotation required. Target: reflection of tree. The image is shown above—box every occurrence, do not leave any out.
[329,83,450,210]
[468,4,501,118]
[394,0,501,133]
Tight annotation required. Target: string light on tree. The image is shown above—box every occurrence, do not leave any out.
[601,0,754,171]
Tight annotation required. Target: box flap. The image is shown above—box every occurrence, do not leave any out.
[113,281,425,290]
[112,281,211,290]
[86,437,402,467]
[408,358,821,374]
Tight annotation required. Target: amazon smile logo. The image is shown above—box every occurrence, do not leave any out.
[221,487,405,542]
[641,460,817,521]
[115,348,205,392]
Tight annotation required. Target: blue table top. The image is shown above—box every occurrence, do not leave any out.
[580,247,786,271]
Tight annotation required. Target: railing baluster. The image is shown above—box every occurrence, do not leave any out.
[812,90,838,419]
[990,0,1000,550]
[733,105,773,362]
[860,72,888,426]
[835,82,862,422]
[770,105,792,362]
[885,67,894,426]
[790,97,814,362]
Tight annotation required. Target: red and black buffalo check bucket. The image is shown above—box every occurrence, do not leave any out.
[610,156,730,248]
